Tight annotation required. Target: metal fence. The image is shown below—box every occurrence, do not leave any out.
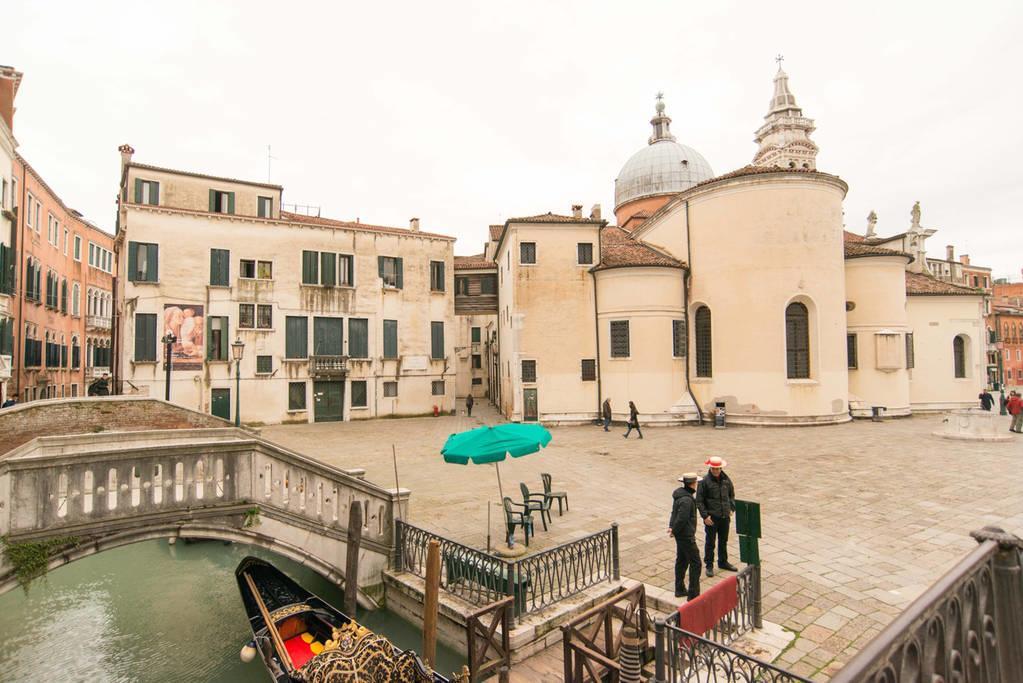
[394,520,619,618]
[829,526,1023,683]
[698,563,761,645]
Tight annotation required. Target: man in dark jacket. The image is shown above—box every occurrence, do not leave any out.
[978,390,994,411]
[601,399,612,431]
[696,455,737,577]
[466,394,474,417]
[668,473,701,599]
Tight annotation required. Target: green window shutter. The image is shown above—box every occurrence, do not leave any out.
[471,327,481,343]
[135,313,156,361]
[437,262,445,291]
[210,248,229,286]
[61,280,68,313]
[151,182,160,205]
[377,256,385,280]
[209,189,216,212]
[431,321,444,359]
[206,317,214,359]
[383,320,398,359]
[396,257,404,289]
[127,241,138,281]
[227,192,236,214]
[220,317,228,360]
[147,243,159,282]
[321,252,336,286]
[209,249,218,285]
[134,178,143,203]
[285,316,308,359]
[302,251,318,285]
[349,318,368,358]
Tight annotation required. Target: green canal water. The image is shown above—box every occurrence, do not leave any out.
[0,540,464,682]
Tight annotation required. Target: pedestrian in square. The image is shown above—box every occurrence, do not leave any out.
[1008,391,1023,433]
[623,401,642,439]
[466,393,474,417]
[602,398,612,431]
[696,455,737,576]
[978,390,994,411]
[668,472,702,599]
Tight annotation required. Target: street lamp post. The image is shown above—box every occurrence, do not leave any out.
[160,332,177,401]
[231,338,245,427]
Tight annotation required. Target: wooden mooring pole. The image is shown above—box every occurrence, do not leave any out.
[344,500,363,617]
[423,538,441,669]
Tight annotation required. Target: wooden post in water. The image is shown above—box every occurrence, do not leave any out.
[344,500,363,617]
[423,538,441,669]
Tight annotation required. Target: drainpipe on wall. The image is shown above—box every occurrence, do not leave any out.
[683,201,703,424]
[592,226,603,422]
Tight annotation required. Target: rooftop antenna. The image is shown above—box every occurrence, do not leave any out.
[267,145,278,182]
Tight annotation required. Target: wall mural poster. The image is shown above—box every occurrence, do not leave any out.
[163,304,205,371]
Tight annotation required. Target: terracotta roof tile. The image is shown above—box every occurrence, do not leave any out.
[905,271,982,296]
[593,226,686,272]
[843,230,866,243]
[844,236,912,261]
[489,225,504,241]
[279,211,455,240]
[506,212,603,224]
[454,254,495,270]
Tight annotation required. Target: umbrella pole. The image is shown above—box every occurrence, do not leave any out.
[495,461,505,502]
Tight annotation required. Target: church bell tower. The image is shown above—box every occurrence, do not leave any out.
[752,57,819,170]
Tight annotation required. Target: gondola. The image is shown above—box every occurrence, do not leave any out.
[235,557,454,682]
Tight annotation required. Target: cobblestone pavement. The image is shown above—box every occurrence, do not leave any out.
[263,405,1023,680]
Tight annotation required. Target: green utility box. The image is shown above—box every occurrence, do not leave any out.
[735,499,762,538]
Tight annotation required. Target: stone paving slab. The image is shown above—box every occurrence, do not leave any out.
[263,405,1023,680]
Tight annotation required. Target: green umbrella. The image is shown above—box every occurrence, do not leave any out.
[442,424,553,539]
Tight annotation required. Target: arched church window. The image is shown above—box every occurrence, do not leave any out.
[695,306,712,378]
[953,336,967,378]
[786,302,810,379]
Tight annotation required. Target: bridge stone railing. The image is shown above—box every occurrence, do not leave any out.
[0,428,408,595]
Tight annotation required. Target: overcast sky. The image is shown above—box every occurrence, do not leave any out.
[5,1,1021,279]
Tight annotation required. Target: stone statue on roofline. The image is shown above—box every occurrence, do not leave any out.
[866,210,877,238]
[910,201,922,230]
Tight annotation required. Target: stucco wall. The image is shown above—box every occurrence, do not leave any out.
[125,166,282,219]
[907,295,986,411]
[844,256,911,417]
[454,313,495,400]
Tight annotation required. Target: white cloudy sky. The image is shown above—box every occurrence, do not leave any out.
[5,0,1022,279]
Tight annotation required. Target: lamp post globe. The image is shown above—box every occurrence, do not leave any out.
[231,338,245,427]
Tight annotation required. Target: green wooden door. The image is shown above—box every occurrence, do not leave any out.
[211,388,231,421]
[523,388,538,422]
[313,381,344,422]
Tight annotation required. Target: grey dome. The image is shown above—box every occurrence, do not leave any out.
[614,140,714,210]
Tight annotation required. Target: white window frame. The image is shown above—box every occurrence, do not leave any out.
[73,234,82,261]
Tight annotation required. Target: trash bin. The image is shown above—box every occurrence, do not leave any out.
[714,401,726,429]
[871,406,886,422]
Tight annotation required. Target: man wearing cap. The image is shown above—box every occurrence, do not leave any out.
[696,456,738,577]
[668,473,701,599]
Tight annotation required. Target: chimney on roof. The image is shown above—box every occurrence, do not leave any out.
[959,254,970,265]
[572,204,583,219]
[946,245,954,261]
[118,143,135,169]
[409,217,420,232]
[590,204,602,221]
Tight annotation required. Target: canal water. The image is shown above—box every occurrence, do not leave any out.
[0,540,464,682]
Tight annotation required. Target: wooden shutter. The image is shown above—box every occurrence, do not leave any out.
[349,318,368,358]
[383,319,398,359]
[209,189,216,212]
[396,257,404,289]
[321,252,336,286]
[313,317,343,356]
[135,313,155,361]
[134,178,143,203]
[431,321,444,359]
[302,251,319,285]
[127,241,138,281]
[147,243,159,282]
[151,181,160,205]
[210,248,229,286]
[285,316,308,359]
[227,192,236,214]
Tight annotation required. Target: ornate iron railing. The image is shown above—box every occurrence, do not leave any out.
[561,583,648,683]
[655,614,812,683]
[829,526,1023,683]
[394,520,619,618]
[698,563,761,645]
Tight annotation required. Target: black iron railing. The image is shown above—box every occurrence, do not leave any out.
[655,613,812,683]
[829,526,1023,683]
[394,520,619,618]
[697,563,761,645]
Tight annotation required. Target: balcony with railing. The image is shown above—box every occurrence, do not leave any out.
[86,315,112,331]
[309,355,348,377]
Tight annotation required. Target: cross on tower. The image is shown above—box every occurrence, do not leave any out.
[655,91,664,103]
[775,54,785,68]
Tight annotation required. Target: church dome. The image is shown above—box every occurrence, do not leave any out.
[614,96,714,210]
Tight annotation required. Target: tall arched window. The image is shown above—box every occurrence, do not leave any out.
[786,302,810,379]
[72,283,80,316]
[953,335,967,378]
[695,306,712,378]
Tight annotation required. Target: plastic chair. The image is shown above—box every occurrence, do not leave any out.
[541,473,569,516]
[520,482,551,531]
[502,497,534,546]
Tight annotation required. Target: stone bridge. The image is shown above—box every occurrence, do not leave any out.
[0,426,408,606]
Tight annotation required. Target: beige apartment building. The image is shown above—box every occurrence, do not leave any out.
[114,146,456,424]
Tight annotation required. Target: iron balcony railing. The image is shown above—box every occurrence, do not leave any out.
[309,355,348,376]
[655,614,812,683]
[86,315,112,330]
[394,520,619,618]
[830,526,1023,683]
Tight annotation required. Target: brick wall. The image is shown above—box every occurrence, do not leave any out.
[0,397,231,455]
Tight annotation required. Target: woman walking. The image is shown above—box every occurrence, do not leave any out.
[624,401,643,439]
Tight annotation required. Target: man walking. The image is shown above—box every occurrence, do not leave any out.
[623,401,643,439]
[696,456,737,577]
[979,389,994,411]
[1008,391,1022,433]
[466,393,474,417]
[668,473,702,600]
[602,398,612,432]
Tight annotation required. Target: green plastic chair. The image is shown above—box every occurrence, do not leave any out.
[520,482,551,531]
[502,497,534,546]
[541,473,569,516]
